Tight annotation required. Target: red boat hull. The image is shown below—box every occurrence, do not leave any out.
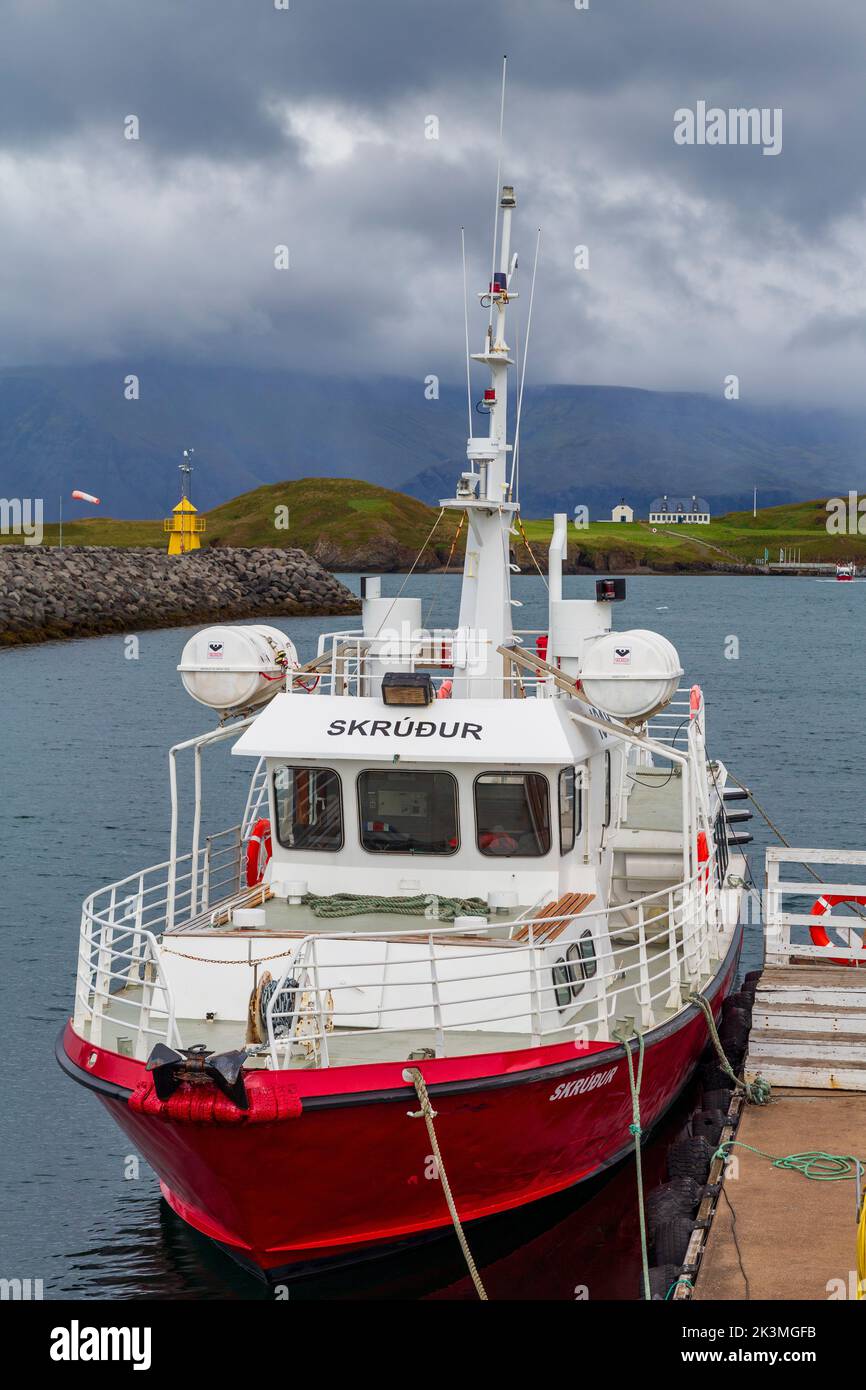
[59,925,742,1277]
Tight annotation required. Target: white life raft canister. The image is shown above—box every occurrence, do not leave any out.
[178,624,299,712]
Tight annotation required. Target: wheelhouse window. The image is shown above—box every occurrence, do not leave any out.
[358,769,459,855]
[273,767,343,851]
[475,772,551,858]
[559,768,582,854]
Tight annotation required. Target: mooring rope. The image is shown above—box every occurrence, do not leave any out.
[713,1141,864,1182]
[613,1024,651,1301]
[688,991,772,1106]
[404,1067,488,1301]
[666,1275,694,1299]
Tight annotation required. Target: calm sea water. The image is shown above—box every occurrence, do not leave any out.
[1,573,862,1300]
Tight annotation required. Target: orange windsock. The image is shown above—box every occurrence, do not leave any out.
[71,490,100,505]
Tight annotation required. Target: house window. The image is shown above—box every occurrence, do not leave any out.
[475,772,551,857]
[273,767,343,851]
[358,769,459,855]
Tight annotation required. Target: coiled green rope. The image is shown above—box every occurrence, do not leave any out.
[714,1141,864,1181]
[304,892,488,921]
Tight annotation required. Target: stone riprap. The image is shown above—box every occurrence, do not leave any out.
[0,546,360,647]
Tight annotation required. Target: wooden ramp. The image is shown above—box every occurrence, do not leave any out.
[745,965,866,1092]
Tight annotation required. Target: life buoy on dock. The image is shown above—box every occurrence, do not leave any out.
[809,894,866,966]
[245,818,273,887]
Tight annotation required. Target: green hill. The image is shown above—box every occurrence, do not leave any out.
[3,483,861,573]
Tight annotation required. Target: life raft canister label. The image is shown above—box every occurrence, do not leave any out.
[549,1065,617,1101]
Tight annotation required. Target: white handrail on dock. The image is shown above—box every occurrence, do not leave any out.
[765,846,866,966]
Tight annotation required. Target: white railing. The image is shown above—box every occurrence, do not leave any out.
[310,628,550,698]
[262,870,729,1069]
[74,828,247,1058]
[647,689,692,749]
[765,847,866,966]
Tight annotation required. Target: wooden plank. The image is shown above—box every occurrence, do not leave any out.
[758,987,866,1008]
[757,967,866,992]
[511,892,596,944]
[753,1007,866,1035]
[745,1051,866,1082]
[748,1033,866,1061]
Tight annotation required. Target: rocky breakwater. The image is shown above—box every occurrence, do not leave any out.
[0,546,360,647]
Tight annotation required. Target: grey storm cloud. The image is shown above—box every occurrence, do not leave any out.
[3,0,866,403]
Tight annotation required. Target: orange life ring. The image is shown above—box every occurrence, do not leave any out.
[245,817,272,887]
[809,894,866,967]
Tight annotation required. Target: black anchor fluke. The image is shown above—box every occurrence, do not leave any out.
[146,1042,250,1110]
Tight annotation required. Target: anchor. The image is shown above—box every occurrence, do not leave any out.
[145,1043,249,1110]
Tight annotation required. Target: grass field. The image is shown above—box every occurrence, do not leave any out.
[2,482,860,570]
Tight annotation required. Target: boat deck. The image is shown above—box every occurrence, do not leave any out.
[94,919,724,1068]
[620,767,685,834]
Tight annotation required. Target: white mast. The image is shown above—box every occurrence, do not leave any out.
[443,183,520,699]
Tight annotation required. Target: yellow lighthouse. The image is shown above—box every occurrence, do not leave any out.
[164,449,206,554]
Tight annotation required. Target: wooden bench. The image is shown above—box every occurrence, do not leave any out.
[510,892,596,945]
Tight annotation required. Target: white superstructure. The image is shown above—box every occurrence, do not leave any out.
[72,176,748,1076]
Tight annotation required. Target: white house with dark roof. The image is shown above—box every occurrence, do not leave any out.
[648,495,711,525]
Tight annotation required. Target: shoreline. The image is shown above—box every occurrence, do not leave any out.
[0,545,359,650]
[0,547,829,652]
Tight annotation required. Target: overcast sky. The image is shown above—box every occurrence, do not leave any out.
[2,0,866,406]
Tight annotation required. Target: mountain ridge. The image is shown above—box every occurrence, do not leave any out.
[2,363,864,521]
